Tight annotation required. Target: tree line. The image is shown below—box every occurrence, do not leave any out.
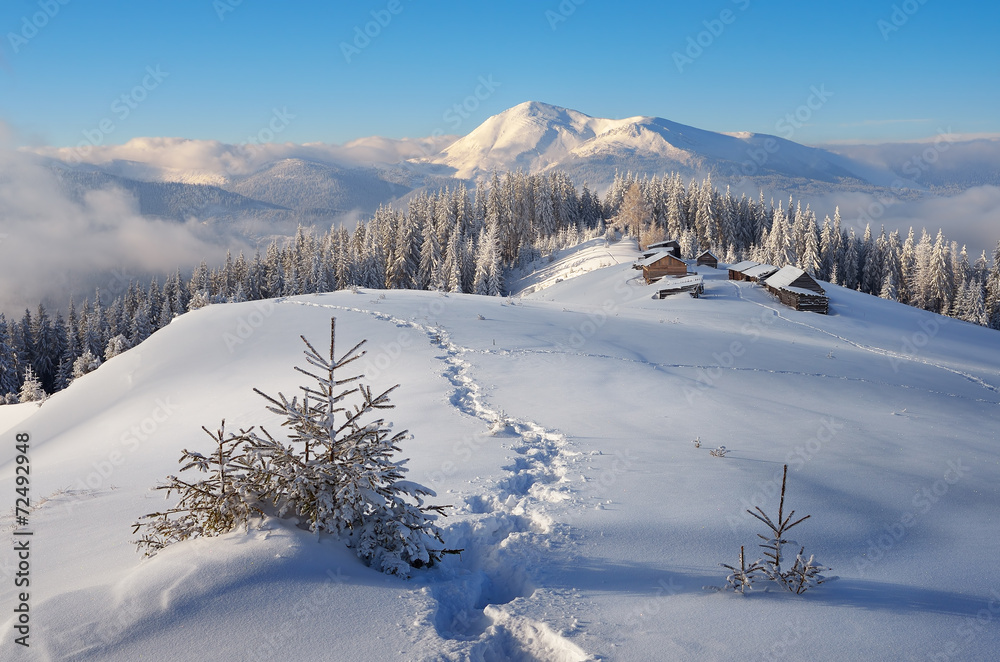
[605,171,1000,325]
[2,169,998,403]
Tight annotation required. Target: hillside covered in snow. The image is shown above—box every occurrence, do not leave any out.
[2,238,999,661]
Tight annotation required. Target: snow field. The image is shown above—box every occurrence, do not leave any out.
[1,238,999,660]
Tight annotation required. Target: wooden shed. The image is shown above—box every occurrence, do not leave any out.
[728,260,758,280]
[696,250,719,268]
[763,266,829,314]
[645,239,681,257]
[657,274,704,298]
[638,251,687,284]
[741,264,780,282]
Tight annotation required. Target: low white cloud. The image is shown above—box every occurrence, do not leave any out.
[813,187,1000,259]
[0,129,249,316]
[25,134,459,185]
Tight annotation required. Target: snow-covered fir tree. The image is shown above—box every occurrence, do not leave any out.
[0,315,19,399]
[19,366,46,403]
[72,350,102,381]
[135,318,451,577]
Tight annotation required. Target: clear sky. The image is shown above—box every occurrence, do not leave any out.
[1,0,997,148]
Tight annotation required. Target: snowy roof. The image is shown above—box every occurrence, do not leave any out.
[765,266,825,293]
[729,260,758,272]
[656,274,703,291]
[742,264,779,278]
[636,250,680,268]
[647,239,680,249]
[697,250,718,258]
[764,265,806,289]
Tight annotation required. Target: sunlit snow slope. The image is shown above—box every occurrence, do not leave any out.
[2,238,999,661]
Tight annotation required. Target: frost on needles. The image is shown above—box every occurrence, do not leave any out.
[133,317,456,577]
[719,464,835,594]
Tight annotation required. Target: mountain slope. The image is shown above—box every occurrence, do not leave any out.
[225,158,412,216]
[53,168,288,220]
[2,239,999,660]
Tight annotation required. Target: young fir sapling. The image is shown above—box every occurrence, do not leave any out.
[134,317,457,576]
[721,464,834,594]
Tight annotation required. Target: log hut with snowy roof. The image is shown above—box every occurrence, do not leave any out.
[696,250,718,268]
[741,263,780,283]
[727,260,759,280]
[638,251,688,284]
[763,266,829,314]
[728,261,779,282]
[644,239,681,257]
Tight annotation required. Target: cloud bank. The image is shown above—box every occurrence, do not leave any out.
[25,134,459,185]
[0,130,250,317]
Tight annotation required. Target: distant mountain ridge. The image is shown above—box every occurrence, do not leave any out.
[409,101,904,189]
[27,101,1000,234]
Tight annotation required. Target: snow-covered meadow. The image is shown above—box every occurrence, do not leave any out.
[2,238,999,661]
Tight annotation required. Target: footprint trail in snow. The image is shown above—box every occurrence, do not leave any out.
[280,297,593,661]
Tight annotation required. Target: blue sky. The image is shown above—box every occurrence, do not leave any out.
[1,0,997,148]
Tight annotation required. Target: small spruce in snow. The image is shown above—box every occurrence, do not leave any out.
[718,465,835,594]
[133,317,457,577]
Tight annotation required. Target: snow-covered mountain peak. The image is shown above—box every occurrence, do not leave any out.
[417,101,901,186]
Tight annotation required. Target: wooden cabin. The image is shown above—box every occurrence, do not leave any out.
[728,260,758,280]
[763,266,829,314]
[696,250,719,268]
[644,239,681,258]
[638,251,687,284]
[741,264,780,282]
